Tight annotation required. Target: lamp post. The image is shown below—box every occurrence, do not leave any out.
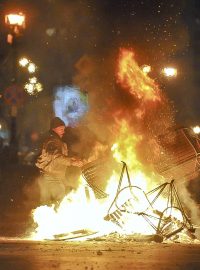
[5,13,26,81]
[5,12,26,163]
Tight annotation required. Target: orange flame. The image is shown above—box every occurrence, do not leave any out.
[117,48,160,101]
[30,49,183,241]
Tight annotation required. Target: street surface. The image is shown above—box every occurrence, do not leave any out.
[0,239,200,270]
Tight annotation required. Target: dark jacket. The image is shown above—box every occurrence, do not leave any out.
[36,131,72,179]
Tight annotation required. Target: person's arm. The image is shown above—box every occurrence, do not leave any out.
[46,140,83,167]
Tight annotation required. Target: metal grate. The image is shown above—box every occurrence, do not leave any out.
[82,159,109,199]
[105,162,195,241]
[155,128,200,181]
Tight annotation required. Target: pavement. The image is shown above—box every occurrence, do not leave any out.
[0,164,39,236]
[0,239,200,270]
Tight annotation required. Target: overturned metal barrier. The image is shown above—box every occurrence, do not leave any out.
[104,162,195,242]
[155,127,200,181]
[52,161,195,242]
[82,158,111,199]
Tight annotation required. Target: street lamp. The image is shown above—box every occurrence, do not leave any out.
[19,57,29,67]
[141,65,151,74]
[19,56,44,95]
[192,126,200,135]
[27,63,37,73]
[24,79,43,96]
[5,12,26,80]
[162,67,177,78]
[5,13,25,36]
[5,12,26,163]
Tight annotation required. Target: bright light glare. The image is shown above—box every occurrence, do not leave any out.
[35,83,43,92]
[142,65,151,74]
[29,77,37,84]
[162,67,177,77]
[24,81,43,95]
[5,13,25,26]
[193,126,200,134]
[24,83,34,95]
[28,63,36,73]
[19,57,29,67]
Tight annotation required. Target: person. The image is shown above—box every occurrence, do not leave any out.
[22,130,41,165]
[35,117,83,206]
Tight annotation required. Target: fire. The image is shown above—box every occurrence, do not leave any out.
[30,49,192,242]
[111,121,148,190]
[31,121,168,240]
[117,48,160,101]
[32,176,116,240]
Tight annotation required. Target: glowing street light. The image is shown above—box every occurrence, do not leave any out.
[35,83,43,92]
[5,12,26,159]
[5,13,25,36]
[24,83,34,95]
[29,77,37,84]
[28,63,37,73]
[192,126,200,135]
[19,57,29,67]
[24,80,43,96]
[5,13,25,27]
[142,65,151,74]
[162,67,177,77]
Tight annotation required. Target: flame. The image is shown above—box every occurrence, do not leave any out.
[32,176,116,240]
[31,121,172,240]
[117,48,160,101]
[31,49,184,241]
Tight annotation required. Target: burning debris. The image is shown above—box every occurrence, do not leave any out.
[104,162,195,243]
[30,49,199,244]
[31,161,197,243]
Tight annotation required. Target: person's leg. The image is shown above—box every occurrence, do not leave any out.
[51,182,66,203]
[38,175,51,205]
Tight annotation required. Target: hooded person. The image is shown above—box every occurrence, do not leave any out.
[36,117,83,206]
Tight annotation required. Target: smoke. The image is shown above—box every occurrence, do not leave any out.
[23,48,200,236]
[178,183,200,239]
[71,49,200,237]
[72,50,175,164]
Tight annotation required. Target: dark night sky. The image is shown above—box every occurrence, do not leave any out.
[0,0,199,125]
